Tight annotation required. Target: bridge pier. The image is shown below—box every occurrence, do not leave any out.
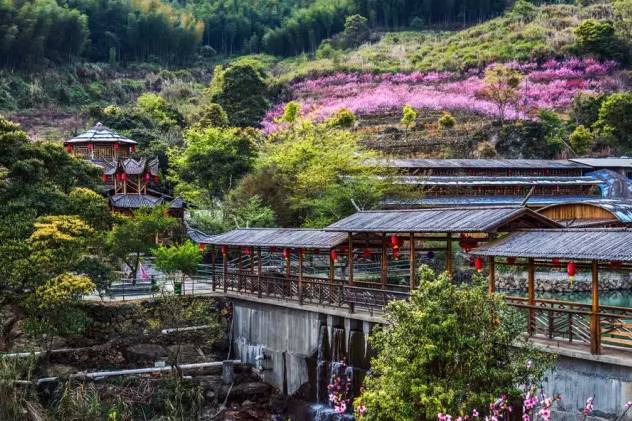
[230,296,378,397]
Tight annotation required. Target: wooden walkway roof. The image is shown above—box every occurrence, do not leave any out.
[325,207,560,233]
[471,229,632,262]
[190,228,348,249]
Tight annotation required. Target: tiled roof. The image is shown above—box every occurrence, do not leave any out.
[325,207,561,233]
[66,122,137,145]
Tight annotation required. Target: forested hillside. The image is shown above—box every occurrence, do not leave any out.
[1,0,515,70]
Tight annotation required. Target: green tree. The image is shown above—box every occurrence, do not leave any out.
[478,64,522,125]
[137,92,185,129]
[281,101,302,124]
[355,266,553,420]
[153,241,202,290]
[106,207,177,281]
[234,120,386,226]
[594,92,632,150]
[573,19,624,60]
[67,187,112,231]
[569,125,593,155]
[571,93,605,127]
[339,14,369,48]
[223,195,277,228]
[169,127,258,205]
[401,105,417,137]
[194,103,229,129]
[209,61,270,127]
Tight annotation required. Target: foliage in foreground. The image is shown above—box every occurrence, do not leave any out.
[356,266,554,420]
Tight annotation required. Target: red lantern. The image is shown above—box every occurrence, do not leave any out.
[130,145,136,153]
[474,257,484,272]
[552,257,561,267]
[330,249,338,263]
[283,248,290,260]
[153,175,159,183]
[66,144,73,153]
[116,172,122,181]
[120,172,127,181]
[362,248,372,259]
[199,243,206,252]
[392,248,400,260]
[567,261,576,286]
[144,172,151,182]
[221,245,228,256]
[390,234,399,250]
[506,257,516,265]
[102,174,109,183]
[114,143,120,151]
[87,143,94,152]
[243,247,251,255]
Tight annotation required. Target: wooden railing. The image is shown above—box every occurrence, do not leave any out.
[190,269,632,354]
[504,296,632,354]
[199,270,410,313]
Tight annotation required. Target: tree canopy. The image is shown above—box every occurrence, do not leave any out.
[355,266,553,420]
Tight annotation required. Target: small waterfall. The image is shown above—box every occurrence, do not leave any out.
[331,327,346,362]
[316,325,330,403]
[309,326,364,420]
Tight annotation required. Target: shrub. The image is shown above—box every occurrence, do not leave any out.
[569,125,593,155]
[327,108,356,128]
[194,103,229,128]
[438,111,456,128]
[573,19,624,60]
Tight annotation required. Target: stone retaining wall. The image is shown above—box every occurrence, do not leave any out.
[497,270,632,293]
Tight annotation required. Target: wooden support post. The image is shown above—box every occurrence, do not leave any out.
[348,232,354,313]
[237,248,243,291]
[211,246,216,291]
[257,248,262,298]
[381,233,388,288]
[223,248,228,293]
[409,232,416,290]
[298,249,304,304]
[286,250,291,299]
[591,260,601,355]
[329,250,335,304]
[527,258,535,336]
[488,256,495,295]
[446,233,453,278]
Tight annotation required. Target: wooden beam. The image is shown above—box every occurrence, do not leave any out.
[527,258,535,336]
[237,247,243,291]
[211,245,216,292]
[488,256,495,295]
[446,233,453,278]
[591,260,601,355]
[223,247,228,293]
[298,249,304,304]
[329,249,335,303]
[348,232,354,313]
[381,233,388,288]
[409,232,416,289]
[257,248,262,298]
